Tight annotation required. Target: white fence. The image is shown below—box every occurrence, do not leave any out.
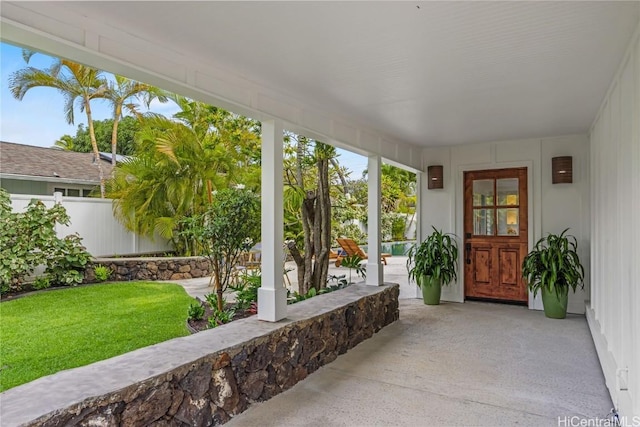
[9,194,171,257]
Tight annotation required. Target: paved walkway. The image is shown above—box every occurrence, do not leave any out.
[169,255,416,301]
[227,300,612,427]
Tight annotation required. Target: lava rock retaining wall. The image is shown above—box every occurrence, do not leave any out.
[1,284,399,427]
[89,256,212,282]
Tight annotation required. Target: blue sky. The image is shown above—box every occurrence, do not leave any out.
[0,42,367,178]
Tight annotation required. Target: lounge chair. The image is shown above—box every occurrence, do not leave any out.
[335,238,390,267]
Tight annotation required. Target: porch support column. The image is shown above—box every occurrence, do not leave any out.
[414,171,424,298]
[258,119,287,321]
[366,154,383,285]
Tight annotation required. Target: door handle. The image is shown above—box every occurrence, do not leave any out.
[465,243,471,265]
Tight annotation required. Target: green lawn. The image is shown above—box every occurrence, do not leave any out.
[0,282,194,391]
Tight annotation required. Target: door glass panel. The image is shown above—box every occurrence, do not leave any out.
[473,208,494,235]
[497,208,519,236]
[473,180,494,206]
[497,178,519,205]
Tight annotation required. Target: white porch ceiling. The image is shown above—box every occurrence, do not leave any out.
[2,1,639,149]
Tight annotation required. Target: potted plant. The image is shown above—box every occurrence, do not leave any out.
[407,227,459,305]
[521,228,584,319]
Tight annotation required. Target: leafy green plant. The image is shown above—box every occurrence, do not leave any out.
[45,235,91,286]
[521,228,584,297]
[229,271,261,310]
[287,286,318,304]
[391,214,406,241]
[208,305,236,328]
[339,255,367,284]
[204,292,218,309]
[187,302,205,321]
[186,188,261,311]
[32,276,51,290]
[407,226,459,285]
[287,277,353,304]
[0,188,92,293]
[94,265,112,282]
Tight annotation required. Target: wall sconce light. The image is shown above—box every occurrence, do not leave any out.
[428,165,443,189]
[552,156,573,184]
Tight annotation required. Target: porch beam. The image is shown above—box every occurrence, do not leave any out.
[258,119,287,321]
[366,155,383,285]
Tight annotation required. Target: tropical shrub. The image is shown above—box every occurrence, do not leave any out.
[187,188,261,311]
[94,265,112,282]
[0,189,91,293]
[45,235,91,286]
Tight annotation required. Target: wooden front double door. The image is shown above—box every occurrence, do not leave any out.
[464,168,528,303]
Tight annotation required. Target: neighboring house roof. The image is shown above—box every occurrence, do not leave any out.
[0,141,114,185]
[99,151,129,164]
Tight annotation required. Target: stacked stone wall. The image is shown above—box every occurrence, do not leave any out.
[87,257,212,282]
[1,285,399,426]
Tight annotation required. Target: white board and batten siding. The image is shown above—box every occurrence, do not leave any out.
[420,134,590,314]
[588,23,640,420]
[8,195,171,257]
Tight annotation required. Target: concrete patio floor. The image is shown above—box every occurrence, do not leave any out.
[227,299,612,427]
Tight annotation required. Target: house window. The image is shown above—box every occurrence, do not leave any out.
[54,187,94,198]
[472,178,520,236]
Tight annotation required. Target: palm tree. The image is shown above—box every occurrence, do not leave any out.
[108,104,237,253]
[103,75,168,165]
[9,57,108,197]
[53,135,75,151]
[107,96,262,255]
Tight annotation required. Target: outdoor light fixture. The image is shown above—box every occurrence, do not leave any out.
[552,156,573,184]
[428,165,443,189]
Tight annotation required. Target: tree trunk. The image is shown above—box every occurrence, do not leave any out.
[330,158,349,195]
[287,241,306,290]
[212,261,224,311]
[288,138,333,296]
[315,154,331,289]
[110,103,122,166]
[85,99,105,198]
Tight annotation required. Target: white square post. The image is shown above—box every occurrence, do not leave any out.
[414,170,424,298]
[258,119,288,321]
[366,154,383,285]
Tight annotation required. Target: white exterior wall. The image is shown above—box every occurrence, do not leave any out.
[9,195,171,257]
[420,134,590,313]
[587,24,640,419]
